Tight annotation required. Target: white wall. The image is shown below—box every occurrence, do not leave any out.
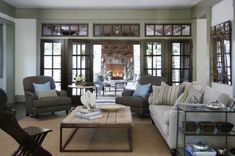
[211,0,233,96]
[15,19,37,95]
[0,12,14,91]
[195,19,209,86]
[211,0,233,26]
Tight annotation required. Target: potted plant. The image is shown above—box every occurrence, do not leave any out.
[106,70,112,81]
[74,75,86,85]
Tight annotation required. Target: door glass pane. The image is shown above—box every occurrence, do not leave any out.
[172,43,180,55]
[77,45,81,55]
[81,56,86,68]
[183,70,189,81]
[153,43,161,55]
[146,56,152,68]
[183,43,189,55]
[225,54,230,66]
[157,70,161,76]
[77,56,81,68]
[172,56,180,68]
[153,56,161,68]
[147,70,152,75]
[44,70,52,76]
[44,56,52,68]
[53,70,61,81]
[182,56,189,68]
[146,43,152,55]
[73,45,77,55]
[53,56,61,68]
[44,43,52,55]
[172,70,180,81]
[53,43,61,55]
[55,83,61,91]
[82,44,86,55]
[72,56,77,68]
[72,70,77,80]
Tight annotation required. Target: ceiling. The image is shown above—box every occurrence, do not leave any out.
[3,0,203,9]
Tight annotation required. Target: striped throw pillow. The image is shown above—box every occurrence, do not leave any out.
[156,82,179,105]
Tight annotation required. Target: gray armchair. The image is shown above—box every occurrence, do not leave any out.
[23,76,71,116]
[115,75,166,117]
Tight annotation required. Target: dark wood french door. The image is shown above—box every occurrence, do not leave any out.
[143,39,192,85]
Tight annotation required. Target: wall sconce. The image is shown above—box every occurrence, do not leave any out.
[101,58,105,63]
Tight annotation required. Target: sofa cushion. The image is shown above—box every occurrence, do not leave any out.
[33,96,71,108]
[202,86,230,106]
[149,105,172,135]
[175,84,204,105]
[133,83,151,97]
[115,96,146,108]
[152,85,161,105]
[156,82,179,105]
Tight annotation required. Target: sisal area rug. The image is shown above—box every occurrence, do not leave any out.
[0,113,171,156]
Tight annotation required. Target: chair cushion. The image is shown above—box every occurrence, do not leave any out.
[133,83,151,97]
[156,82,179,105]
[115,96,147,108]
[38,90,58,99]
[33,82,51,96]
[33,96,71,108]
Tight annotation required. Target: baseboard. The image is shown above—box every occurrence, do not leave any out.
[15,95,25,102]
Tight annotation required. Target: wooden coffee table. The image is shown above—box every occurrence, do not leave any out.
[60,105,133,152]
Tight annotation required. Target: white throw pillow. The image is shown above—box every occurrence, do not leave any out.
[37,90,58,99]
[156,82,179,105]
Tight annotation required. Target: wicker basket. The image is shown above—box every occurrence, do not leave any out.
[198,121,216,133]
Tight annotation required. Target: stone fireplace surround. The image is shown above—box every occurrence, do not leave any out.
[98,40,135,80]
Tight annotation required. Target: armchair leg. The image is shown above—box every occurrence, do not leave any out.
[66,110,69,115]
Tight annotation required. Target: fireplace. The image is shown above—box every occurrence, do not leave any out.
[106,64,124,80]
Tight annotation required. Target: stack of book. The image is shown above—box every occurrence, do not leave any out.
[185,144,216,156]
[75,109,102,120]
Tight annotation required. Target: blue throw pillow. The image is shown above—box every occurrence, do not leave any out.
[132,83,151,97]
[33,82,51,96]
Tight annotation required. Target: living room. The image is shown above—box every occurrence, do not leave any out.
[0,0,235,155]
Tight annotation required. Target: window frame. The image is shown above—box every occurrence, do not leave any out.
[210,21,232,85]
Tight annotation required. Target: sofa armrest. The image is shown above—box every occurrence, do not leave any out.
[26,91,38,100]
[56,90,68,97]
[168,109,185,149]
[122,89,134,96]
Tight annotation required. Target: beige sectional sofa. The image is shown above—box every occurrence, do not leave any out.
[148,83,232,153]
